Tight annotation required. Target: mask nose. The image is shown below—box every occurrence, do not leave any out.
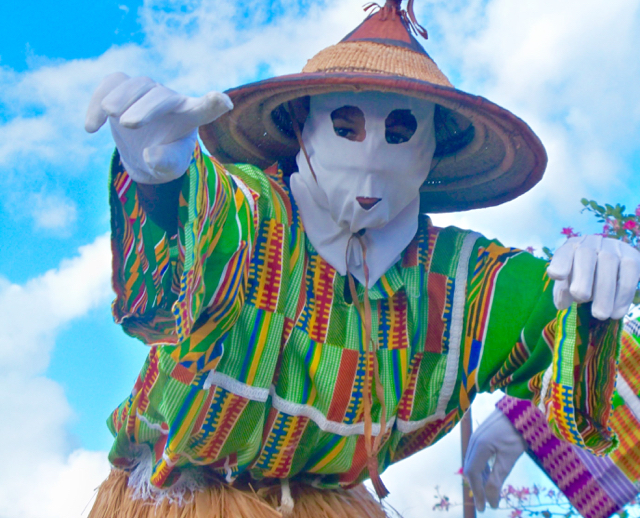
[356,197,381,210]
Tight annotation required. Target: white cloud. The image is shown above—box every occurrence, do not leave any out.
[423,0,640,246]
[0,234,112,374]
[0,236,113,517]
[30,192,78,231]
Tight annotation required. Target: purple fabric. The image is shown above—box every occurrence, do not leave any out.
[574,446,638,508]
[497,396,621,518]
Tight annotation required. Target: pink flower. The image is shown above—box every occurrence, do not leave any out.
[561,227,580,238]
[456,467,464,475]
[510,510,523,518]
[526,246,535,254]
[624,220,638,231]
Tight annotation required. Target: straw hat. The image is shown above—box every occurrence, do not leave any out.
[199,0,547,213]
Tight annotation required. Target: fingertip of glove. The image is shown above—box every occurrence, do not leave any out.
[84,113,106,134]
[207,91,233,111]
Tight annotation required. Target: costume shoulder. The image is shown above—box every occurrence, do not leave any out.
[108,145,296,347]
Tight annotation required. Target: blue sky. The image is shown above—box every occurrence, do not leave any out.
[1,1,639,516]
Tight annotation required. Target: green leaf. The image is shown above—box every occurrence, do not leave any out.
[581,198,589,206]
[633,289,640,305]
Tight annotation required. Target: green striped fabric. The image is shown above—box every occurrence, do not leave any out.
[106,145,621,492]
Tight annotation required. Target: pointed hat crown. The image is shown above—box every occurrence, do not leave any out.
[304,0,452,87]
[200,1,547,213]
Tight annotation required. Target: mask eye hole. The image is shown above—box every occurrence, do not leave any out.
[385,109,417,144]
[331,106,366,142]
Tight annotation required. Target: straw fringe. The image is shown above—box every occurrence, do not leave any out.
[303,41,452,88]
[88,470,393,518]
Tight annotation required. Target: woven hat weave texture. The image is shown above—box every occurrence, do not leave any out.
[302,41,453,88]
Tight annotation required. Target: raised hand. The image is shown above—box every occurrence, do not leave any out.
[463,409,527,512]
[548,235,640,320]
[85,72,233,184]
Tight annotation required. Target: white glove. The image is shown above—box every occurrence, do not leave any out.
[85,72,233,184]
[547,235,640,320]
[463,409,527,512]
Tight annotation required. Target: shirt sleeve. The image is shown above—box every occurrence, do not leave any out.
[495,320,640,518]
[109,144,263,371]
[467,237,622,456]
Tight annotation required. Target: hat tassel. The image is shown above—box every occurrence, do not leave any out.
[363,0,428,39]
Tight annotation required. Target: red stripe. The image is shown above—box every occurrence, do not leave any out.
[327,349,360,422]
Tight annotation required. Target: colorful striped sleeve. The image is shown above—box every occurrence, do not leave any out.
[464,237,622,455]
[109,144,258,356]
[496,319,640,518]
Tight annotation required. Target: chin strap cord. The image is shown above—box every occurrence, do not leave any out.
[346,234,390,499]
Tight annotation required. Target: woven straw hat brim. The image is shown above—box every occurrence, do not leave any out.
[200,71,546,213]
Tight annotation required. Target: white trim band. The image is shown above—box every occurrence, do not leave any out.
[204,370,270,402]
[270,386,396,437]
[434,231,480,418]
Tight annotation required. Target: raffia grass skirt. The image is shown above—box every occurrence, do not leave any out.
[88,469,392,518]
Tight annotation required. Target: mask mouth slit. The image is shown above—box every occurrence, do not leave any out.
[356,197,381,210]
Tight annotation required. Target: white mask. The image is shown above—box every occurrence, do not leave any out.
[289,91,436,286]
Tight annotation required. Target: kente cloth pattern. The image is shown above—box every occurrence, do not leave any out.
[107,145,621,491]
[497,320,640,518]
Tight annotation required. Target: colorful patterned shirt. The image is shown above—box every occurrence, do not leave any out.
[498,319,640,518]
[107,145,621,491]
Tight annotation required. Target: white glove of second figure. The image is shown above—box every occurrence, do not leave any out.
[85,72,233,184]
[463,409,527,512]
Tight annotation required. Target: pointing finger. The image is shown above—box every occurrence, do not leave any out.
[85,72,130,133]
[101,76,156,118]
[119,84,183,129]
[464,442,492,513]
[178,91,234,127]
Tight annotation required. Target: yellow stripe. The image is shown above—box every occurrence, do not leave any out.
[247,311,272,385]
[306,343,323,406]
[380,275,394,297]
[169,391,206,447]
[210,252,244,321]
[309,437,347,473]
[399,348,408,392]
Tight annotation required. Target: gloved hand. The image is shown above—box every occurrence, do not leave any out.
[463,409,527,512]
[547,235,640,320]
[85,72,233,184]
